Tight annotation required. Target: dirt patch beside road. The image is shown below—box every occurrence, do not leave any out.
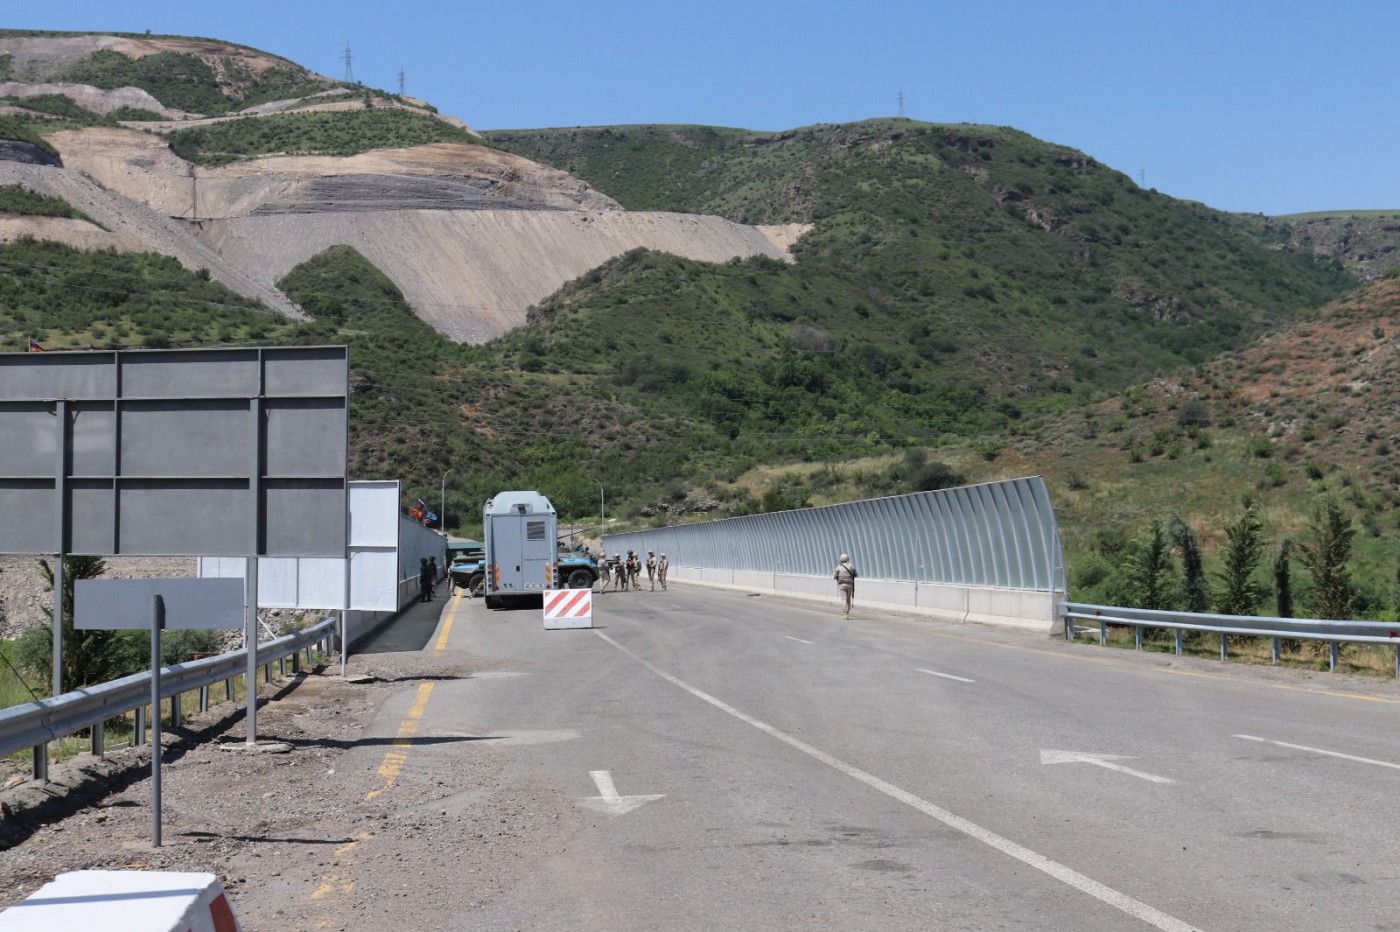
[0,644,578,929]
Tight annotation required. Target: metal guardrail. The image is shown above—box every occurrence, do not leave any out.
[1062,602,1400,676]
[0,616,337,777]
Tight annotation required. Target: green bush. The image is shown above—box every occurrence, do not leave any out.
[167,108,475,165]
[0,184,93,222]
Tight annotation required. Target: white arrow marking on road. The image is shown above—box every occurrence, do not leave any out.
[1040,750,1175,784]
[1234,734,1400,771]
[577,770,665,816]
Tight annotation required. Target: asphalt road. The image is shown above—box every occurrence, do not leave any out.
[384,583,1400,931]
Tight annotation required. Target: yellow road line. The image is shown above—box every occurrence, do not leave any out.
[364,681,435,799]
[434,589,463,653]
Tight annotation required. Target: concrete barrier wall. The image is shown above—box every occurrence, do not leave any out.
[671,566,1056,631]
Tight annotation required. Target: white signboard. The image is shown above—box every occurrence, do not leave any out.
[198,480,401,611]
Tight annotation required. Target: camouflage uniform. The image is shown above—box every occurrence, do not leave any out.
[657,554,669,591]
[645,551,657,591]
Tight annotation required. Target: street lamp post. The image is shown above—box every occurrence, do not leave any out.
[441,469,453,534]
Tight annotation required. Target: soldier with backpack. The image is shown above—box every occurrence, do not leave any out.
[833,553,857,618]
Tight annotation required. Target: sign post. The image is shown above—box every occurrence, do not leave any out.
[149,593,164,849]
[76,578,245,847]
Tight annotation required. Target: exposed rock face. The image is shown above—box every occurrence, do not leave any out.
[200,208,790,342]
[23,127,793,341]
[0,161,306,318]
[0,141,60,166]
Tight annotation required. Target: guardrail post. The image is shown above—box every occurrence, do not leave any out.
[91,721,105,757]
[1220,633,1229,661]
[1395,646,1399,679]
[1329,641,1338,672]
[1271,637,1280,665]
[171,692,181,728]
[1174,630,1183,656]
[33,743,48,782]
[134,705,146,749]
[264,662,272,684]
[1134,625,1142,651]
[1099,620,1106,646]
[224,678,233,702]
[199,685,209,713]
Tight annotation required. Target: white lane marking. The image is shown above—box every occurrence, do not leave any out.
[578,769,665,816]
[594,630,1199,932]
[785,636,814,644]
[917,667,976,683]
[1234,734,1400,771]
[1040,750,1175,784]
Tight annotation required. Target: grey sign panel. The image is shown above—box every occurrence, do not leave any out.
[0,352,116,401]
[74,578,245,630]
[120,349,262,399]
[0,346,348,557]
[0,402,56,476]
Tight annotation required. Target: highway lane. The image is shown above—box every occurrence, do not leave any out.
[408,584,1400,930]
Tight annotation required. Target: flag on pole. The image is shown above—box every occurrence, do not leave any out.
[27,339,44,353]
[410,499,426,521]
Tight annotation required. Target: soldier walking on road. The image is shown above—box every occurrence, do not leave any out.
[657,553,669,591]
[598,557,612,592]
[626,550,641,592]
[646,551,657,591]
[833,553,857,618]
[613,553,628,592]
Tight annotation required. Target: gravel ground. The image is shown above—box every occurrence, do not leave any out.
[0,642,577,929]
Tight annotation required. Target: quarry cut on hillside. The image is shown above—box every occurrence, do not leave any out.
[0,33,807,342]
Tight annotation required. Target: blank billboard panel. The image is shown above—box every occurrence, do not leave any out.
[0,346,348,557]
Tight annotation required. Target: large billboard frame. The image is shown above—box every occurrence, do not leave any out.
[0,346,349,746]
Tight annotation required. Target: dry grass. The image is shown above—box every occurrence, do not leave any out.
[1081,624,1398,678]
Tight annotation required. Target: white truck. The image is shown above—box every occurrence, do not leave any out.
[482,491,559,609]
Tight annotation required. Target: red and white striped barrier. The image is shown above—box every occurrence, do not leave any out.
[543,588,593,629]
[0,870,241,931]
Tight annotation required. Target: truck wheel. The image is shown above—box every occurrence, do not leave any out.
[484,595,501,609]
[468,573,485,596]
[566,568,594,589]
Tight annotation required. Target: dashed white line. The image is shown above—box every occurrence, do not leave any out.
[785,636,814,644]
[917,668,976,683]
[1234,734,1400,771]
[595,629,1199,932]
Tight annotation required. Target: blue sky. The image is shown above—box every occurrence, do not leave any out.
[10,1,1397,215]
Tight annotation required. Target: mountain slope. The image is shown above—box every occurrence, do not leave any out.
[0,33,794,340]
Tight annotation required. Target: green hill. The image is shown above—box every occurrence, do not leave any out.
[487,120,1352,434]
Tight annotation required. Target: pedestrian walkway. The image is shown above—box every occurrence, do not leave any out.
[354,587,449,654]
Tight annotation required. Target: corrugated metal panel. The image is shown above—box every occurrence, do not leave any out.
[606,476,1067,592]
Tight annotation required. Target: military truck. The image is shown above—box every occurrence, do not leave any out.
[481,491,599,608]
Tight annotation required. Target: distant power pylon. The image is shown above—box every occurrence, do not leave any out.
[343,43,354,83]
[398,68,405,96]
[897,90,906,119]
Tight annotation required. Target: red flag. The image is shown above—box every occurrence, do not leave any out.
[27,339,44,353]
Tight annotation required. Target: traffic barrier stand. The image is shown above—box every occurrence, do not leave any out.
[543,587,593,629]
[0,870,240,931]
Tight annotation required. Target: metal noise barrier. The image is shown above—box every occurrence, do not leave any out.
[0,616,337,759]
[605,476,1068,591]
